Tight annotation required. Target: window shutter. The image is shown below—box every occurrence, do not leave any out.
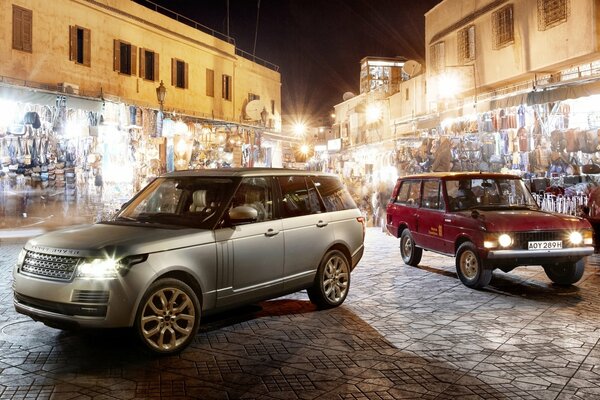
[171,58,176,86]
[131,45,137,76]
[113,39,120,71]
[184,62,189,89]
[22,9,32,52]
[12,6,22,50]
[153,52,159,81]
[83,28,91,66]
[206,69,214,96]
[69,26,76,61]
[139,48,145,78]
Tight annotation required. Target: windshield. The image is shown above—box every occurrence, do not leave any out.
[111,176,237,229]
[446,177,538,211]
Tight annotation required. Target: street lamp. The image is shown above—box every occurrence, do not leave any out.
[156,80,167,112]
[437,64,477,109]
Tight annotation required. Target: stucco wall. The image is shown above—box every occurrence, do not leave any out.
[0,0,281,127]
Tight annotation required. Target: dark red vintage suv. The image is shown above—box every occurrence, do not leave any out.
[386,172,594,288]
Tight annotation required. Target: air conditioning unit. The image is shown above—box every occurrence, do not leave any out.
[58,82,80,95]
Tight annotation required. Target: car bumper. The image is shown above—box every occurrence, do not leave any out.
[351,244,364,271]
[487,246,594,259]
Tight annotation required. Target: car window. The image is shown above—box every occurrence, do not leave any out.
[394,180,420,207]
[422,180,444,210]
[232,177,274,222]
[116,176,235,228]
[311,176,356,212]
[278,176,318,217]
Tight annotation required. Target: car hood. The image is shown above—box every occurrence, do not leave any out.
[24,223,214,258]
[473,209,591,231]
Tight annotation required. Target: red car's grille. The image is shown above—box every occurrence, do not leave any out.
[512,231,572,249]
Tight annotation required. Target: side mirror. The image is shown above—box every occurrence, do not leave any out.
[229,205,257,224]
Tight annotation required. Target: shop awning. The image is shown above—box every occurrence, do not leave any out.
[526,79,600,105]
[0,84,103,112]
[0,85,56,106]
[416,115,440,130]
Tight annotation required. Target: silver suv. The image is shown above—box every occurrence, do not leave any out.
[13,169,365,354]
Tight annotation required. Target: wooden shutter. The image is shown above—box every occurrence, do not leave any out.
[206,69,214,97]
[83,28,91,66]
[113,39,120,71]
[130,45,137,76]
[184,62,189,89]
[153,52,159,81]
[22,8,32,52]
[139,48,145,78]
[171,58,176,86]
[12,6,22,50]
[69,26,77,61]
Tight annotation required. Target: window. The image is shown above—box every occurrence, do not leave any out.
[12,5,32,52]
[311,176,356,212]
[139,49,159,81]
[113,40,136,75]
[405,88,410,101]
[457,25,475,63]
[278,176,323,218]
[206,69,214,97]
[248,93,260,101]
[394,180,421,207]
[233,177,273,222]
[271,100,275,115]
[492,4,514,49]
[222,74,232,101]
[69,26,91,66]
[430,42,445,74]
[422,181,444,210]
[538,0,569,31]
[171,58,188,89]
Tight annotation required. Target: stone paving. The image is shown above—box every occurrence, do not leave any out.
[0,228,600,399]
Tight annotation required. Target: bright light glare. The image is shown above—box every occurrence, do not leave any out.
[300,144,310,155]
[293,123,307,136]
[438,72,461,99]
[77,258,120,279]
[569,231,583,245]
[498,234,513,247]
[366,104,382,123]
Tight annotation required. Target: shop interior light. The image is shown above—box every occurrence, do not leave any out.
[293,122,307,137]
[438,72,461,99]
[366,103,382,123]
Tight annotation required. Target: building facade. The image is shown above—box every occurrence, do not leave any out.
[0,0,283,224]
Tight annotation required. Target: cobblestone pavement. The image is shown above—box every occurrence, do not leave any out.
[1,228,600,399]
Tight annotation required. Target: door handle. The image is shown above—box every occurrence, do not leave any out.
[444,219,452,223]
[316,220,328,228]
[265,228,280,237]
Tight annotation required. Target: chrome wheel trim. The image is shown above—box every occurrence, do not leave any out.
[322,255,349,303]
[402,235,412,258]
[460,250,479,280]
[140,287,196,352]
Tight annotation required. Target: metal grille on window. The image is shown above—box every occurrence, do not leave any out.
[457,26,475,63]
[430,42,445,74]
[537,0,569,31]
[492,5,514,50]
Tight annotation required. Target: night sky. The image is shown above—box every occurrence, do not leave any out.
[134,0,442,124]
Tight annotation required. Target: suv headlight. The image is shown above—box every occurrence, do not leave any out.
[484,233,513,249]
[569,230,593,246]
[77,258,122,279]
[76,255,147,279]
[16,249,26,267]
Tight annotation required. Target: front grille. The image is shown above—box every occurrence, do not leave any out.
[513,231,572,249]
[20,251,82,281]
[72,290,109,304]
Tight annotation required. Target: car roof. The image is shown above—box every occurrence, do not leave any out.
[162,168,338,178]
[398,171,523,180]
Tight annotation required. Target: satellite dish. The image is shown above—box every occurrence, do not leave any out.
[342,92,356,101]
[402,60,422,77]
[245,100,265,120]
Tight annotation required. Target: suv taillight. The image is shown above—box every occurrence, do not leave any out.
[357,216,366,239]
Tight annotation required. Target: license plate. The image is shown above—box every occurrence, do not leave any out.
[528,240,562,250]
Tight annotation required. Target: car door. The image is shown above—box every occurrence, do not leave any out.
[213,176,284,307]
[277,175,334,290]
[416,179,450,253]
[388,179,422,244]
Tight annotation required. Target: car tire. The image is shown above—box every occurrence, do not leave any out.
[400,229,422,266]
[307,250,350,309]
[456,242,492,289]
[134,278,200,355]
[543,260,585,286]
